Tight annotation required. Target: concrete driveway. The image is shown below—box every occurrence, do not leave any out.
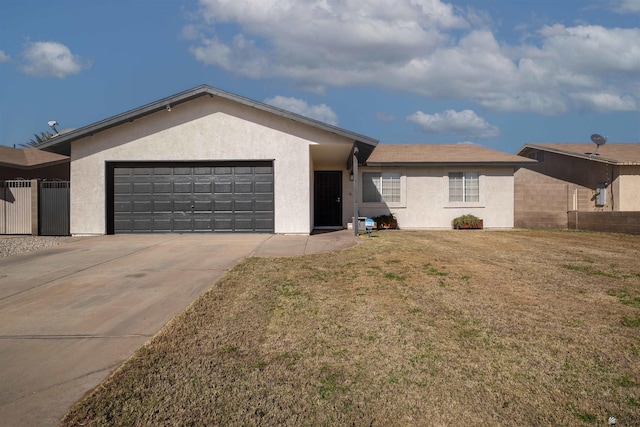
[0,232,357,426]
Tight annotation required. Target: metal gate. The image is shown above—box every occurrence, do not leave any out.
[39,181,70,236]
[0,180,32,234]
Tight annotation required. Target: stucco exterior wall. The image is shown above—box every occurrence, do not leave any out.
[617,166,640,211]
[69,96,346,235]
[358,166,515,229]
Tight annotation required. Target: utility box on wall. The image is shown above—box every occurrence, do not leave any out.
[596,184,607,207]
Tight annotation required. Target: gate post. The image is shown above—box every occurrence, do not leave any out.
[31,179,39,236]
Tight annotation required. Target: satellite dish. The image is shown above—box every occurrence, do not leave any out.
[591,134,607,146]
[589,134,607,157]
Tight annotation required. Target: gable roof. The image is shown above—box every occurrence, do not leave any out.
[36,84,378,156]
[518,143,640,165]
[367,144,536,166]
[0,145,69,169]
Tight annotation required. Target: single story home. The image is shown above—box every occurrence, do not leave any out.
[515,143,640,229]
[38,84,531,235]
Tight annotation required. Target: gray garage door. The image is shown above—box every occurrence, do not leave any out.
[111,162,274,233]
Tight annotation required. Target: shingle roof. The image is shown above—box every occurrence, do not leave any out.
[0,145,69,168]
[367,144,535,166]
[518,143,640,165]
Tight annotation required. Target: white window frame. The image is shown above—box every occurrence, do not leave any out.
[361,169,406,208]
[445,170,484,208]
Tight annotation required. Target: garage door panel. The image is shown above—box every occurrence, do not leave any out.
[255,200,274,212]
[214,182,232,193]
[114,201,132,213]
[152,182,172,194]
[114,219,132,231]
[234,166,253,175]
[255,182,273,194]
[153,200,172,212]
[194,201,213,212]
[234,182,254,194]
[132,219,153,231]
[132,168,151,175]
[133,183,151,193]
[214,167,232,175]
[173,218,193,231]
[214,218,233,231]
[133,201,152,213]
[173,201,192,212]
[234,218,254,230]
[193,218,213,231]
[234,200,253,212]
[194,182,212,193]
[112,162,273,233]
[255,166,273,175]
[154,219,172,231]
[194,167,212,175]
[114,183,132,194]
[173,167,191,175]
[173,182,192,193]
[214,200,232,211]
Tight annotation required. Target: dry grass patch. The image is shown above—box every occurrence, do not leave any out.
[61,230,640,426]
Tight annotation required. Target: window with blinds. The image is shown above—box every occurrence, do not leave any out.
[363,172,401,203]
[449,172,479,202]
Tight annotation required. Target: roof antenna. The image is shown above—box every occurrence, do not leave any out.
[590,133,607,157]
[48,120,60,135]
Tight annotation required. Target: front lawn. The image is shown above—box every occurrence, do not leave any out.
[62,230,640,426]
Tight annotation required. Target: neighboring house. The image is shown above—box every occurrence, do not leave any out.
[0,145,69,180]
[515,143,640,229]
[38,84,529,235]
[362,144,535,229]
[0,146,70,235]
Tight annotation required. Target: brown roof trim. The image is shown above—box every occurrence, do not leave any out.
[517,143,640,165]
[366,144,536,166]
[0,146,69,168]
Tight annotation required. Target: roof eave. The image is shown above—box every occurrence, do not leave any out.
[517,144,621,165]
[0,158,70,169]
[37,85,378,153]
[366,161,536,167]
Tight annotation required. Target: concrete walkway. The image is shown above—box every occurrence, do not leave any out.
[0,231,357,426]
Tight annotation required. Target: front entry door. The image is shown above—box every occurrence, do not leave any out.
[314,171,342,227]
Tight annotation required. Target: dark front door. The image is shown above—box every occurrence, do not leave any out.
[314,171,342,227]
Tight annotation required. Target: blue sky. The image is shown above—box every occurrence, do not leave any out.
[1,0,638,153]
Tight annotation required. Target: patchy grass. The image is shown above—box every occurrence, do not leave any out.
[61,230,640,426]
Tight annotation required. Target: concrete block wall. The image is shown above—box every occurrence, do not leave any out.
[568,211,640,235]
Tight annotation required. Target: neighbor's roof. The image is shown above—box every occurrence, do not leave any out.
[0,145,69,168]
[518,143,640,165]
[36,84,379,155]
[367,144,536,166]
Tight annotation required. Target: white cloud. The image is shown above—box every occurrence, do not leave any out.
[375,112,396,122]
[186,0,640,115]
[264,95,339,125]
[21,41,89,78]
[0,50,10,62]
[407,109,500,139]
[612,0,640,13]
[569,91,638,112]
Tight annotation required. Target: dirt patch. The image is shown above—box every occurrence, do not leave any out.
[61,230,640,426]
